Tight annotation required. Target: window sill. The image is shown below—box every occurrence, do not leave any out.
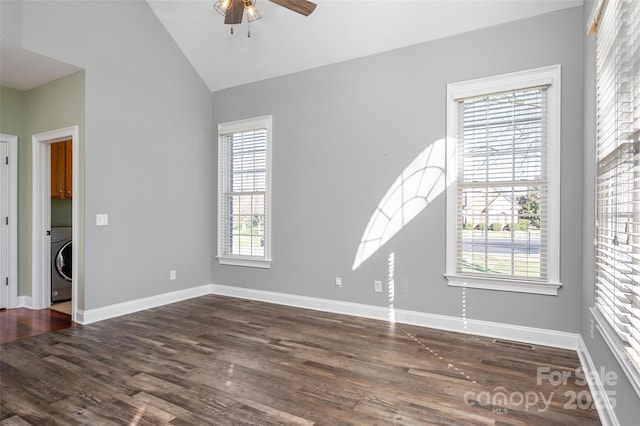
[591,307,640,398]
[445,274,561,295]
[217,256,271,269]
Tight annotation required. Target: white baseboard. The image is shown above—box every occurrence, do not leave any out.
[210,284,580,350]
[577,336,620,426]
[76,285,212,325]
[50,283,579,350]
[17,295,33,308]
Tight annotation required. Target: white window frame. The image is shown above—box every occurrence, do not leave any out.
[217,115,272,268]
[590,0,640,397]
[445,65,562,295]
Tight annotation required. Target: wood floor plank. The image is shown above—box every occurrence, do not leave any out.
[0,295,601,425]
[0,415,33,425]
[236,398,315,426]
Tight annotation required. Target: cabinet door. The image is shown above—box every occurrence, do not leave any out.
[50,142,66,199]
[64,140,72,198]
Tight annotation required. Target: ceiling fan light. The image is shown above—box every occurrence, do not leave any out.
[246,7,262,22]
[213,0,232,17]
[243,0,262,22]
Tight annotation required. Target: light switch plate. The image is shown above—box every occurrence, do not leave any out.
[96,214,109,226]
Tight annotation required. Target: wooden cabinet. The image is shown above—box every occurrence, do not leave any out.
[51,140,72,199]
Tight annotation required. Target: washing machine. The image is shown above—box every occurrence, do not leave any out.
[51,227,72,302]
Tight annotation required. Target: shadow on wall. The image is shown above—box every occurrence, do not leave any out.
[352,138,452,271]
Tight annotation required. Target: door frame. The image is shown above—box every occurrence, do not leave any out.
[0,134,18,309]
[32,126,78,321]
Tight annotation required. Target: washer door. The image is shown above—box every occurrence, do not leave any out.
[56,241,72,282]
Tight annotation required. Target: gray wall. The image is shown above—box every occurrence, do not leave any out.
[16,0,213,310]
[212,7,585,332]
[581,1,640,423]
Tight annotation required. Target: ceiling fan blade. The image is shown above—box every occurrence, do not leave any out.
[268,0,317,16]
[224,0,245,24]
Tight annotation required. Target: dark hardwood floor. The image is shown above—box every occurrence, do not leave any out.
[0,295,601,425]
[0,308,73,344]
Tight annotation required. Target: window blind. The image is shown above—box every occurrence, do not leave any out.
[595,0,640,374]
[457,88,548,280]
[219,128,267,258]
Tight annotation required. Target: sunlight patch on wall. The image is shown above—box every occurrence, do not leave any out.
[462,284,468,329]
[353,139,449,270]
[387,252,396,323]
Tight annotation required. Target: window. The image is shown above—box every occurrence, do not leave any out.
[592,0,640,393]
[217,116,272,268]
[446,66,561,295]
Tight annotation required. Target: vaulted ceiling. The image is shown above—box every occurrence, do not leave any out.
[148,0,583,92]
[0,0,583,92]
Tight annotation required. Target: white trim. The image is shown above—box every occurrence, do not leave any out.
[75,282,579,350]
[591,307,640,399]
[0,134,18,309]
[217,256,271,268]
[211,283,391,321]
[210,284,579,350]
[445,274,561,296]
[17,295,33,308]
[447,66,557,101]
[77,284,212,325]
[218,115,271,134]
[71,129,80,321]
[32,127,79,319]
[577,336,621,426]
[445,65,562,294]
[217,115,272,268]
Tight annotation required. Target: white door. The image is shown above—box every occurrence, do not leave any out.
[0,141,8,309]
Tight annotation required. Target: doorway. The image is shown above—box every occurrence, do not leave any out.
[32,126,79,322]
[50,139,73,315]
[0,134,18,310]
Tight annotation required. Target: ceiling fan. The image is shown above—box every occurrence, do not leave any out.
[214,0,317,36]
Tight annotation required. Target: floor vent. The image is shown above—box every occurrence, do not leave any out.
[493,339,535,350]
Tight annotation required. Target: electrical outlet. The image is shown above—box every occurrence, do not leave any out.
[335,277,342,288]
[374,280,382,293]
[170,270,176,281]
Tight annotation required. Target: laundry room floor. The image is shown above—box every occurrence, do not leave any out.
[51,301,72,315]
